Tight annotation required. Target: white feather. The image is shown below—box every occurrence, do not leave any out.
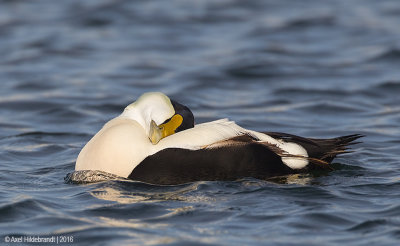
[156,119,244,150]
[76,92,176,177]
[200,124,309,169]
[120,92,175,137]
[244,130,309,169]
[75,117,149,178]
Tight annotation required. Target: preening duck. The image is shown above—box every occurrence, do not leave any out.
[75,92,362,185]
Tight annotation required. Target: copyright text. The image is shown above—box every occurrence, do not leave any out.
[4,235,74,244]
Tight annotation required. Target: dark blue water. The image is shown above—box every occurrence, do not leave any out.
[1,0,400,245]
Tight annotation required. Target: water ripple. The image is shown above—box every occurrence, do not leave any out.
[1,0,399,245]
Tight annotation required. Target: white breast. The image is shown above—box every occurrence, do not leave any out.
[75,117,151,178]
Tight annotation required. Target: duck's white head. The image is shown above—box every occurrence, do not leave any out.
[121,92,194,144]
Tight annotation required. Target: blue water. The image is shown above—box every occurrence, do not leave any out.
[1,0,400,245]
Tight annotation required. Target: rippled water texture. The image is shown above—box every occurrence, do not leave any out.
[1,0,400,245]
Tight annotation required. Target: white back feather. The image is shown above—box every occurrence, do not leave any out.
[154,119,244,150]
[247,130,309,169]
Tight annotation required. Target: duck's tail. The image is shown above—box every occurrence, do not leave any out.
[316,134,364,162]
[264,132,364,169]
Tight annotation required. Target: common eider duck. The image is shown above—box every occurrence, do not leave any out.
[75,92,362,185]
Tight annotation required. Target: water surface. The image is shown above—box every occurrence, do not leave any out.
[1,0,400,245]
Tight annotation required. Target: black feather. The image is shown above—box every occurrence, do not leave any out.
[264,132,364,165]
[128,132,363,185]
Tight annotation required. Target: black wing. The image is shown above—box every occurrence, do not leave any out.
[128,133,363,185]
[128,143,294,185]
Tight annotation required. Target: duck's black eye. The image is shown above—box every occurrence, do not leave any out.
[171,100,194,132]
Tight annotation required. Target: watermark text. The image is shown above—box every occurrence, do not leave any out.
[4,235,74,244]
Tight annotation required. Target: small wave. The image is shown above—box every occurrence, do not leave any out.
[87,180,217,204]
[284,15,335,29]
[291,213,354,230]
[0,100,61,112]
[346,182,400,195]
[281,185,337,200]
[347,219,388,232]
[80,17,113,28]
[371,81,400,90]
[14,81,57,91]
[1,131,88,139]
[80,103,124,118]
[368,49,400,62]
[369,204,400,217]
[0,197,52,223]
[274,87,350,97]
[225,63,283,78]
[248,14,335,37]
[297,102,365,114]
